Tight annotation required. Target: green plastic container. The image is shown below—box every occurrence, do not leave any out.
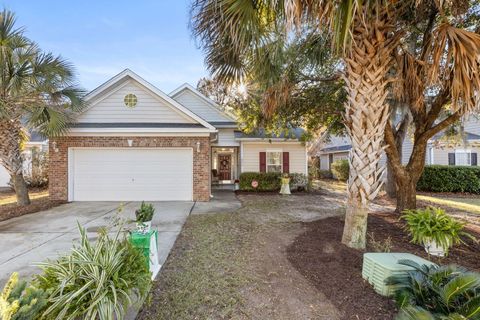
[362,252,435,296]
[129,230,157,269]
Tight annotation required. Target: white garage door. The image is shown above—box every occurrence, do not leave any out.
[70,148,193,201]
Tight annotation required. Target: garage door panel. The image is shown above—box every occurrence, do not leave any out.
[71,148,193,201]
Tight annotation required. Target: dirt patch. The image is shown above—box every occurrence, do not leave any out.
[287,216,396,320]
[242,225,341,319]
[287,212,480,320]
[0,198,66,222]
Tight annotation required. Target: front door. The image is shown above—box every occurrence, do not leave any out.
[218,154,231,180]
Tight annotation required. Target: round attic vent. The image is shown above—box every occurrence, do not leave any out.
[124,93,137,108]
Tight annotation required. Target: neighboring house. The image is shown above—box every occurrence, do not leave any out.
[314,114,480,171]
[0,132,48,188]
[49,69,307,202]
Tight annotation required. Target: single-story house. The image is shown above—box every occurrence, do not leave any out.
[49,69,307,202]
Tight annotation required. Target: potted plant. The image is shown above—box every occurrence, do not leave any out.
[135,201,155,233]
[234,179,240,191]
[402,207,475,256]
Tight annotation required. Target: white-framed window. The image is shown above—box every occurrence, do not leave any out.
[266,150,282,173]
[455,149,471,166]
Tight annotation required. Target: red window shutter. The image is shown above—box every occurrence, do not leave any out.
[283,152,290,173]
[259,152,266,172]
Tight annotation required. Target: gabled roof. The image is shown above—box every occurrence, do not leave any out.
[169,83,236,124]
[431,131,480,142]
[83,69,216,131]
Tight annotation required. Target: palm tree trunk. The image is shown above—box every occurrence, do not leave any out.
[12,172,30,206]
[0,120,31,205]
[341,19,396,249]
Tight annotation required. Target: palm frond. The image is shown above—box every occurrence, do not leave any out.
[428,23,480,113]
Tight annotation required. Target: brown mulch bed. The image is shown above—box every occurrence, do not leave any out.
[0,198,66,222]
[287,212,480,320]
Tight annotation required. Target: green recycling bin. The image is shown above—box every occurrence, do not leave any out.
[129,230,160,279]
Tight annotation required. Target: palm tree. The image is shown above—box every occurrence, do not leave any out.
[0,10,86,206]
[191,0,480,249]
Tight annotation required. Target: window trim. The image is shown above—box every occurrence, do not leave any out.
[266,149,282,173]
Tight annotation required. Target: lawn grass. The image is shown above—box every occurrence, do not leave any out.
[0,189,48,206]
[311,179,347,193]
[138,213,256,320]
[417,194,480,214]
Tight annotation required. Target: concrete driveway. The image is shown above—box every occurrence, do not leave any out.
[0,201,193,285]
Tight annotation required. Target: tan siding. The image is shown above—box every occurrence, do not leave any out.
[172,89,232,122]
[77,81,195,123]
[241,142,306,174]
[213,129,239,146]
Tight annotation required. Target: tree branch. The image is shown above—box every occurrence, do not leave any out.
[423,112,462,139]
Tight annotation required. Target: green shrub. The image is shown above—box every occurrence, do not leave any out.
[402,207,474,255]
[239,172,309,191]
[331,159,349,181]
[417,165,480,193]
[35,224,151,320]
[239,172,282,191]
[290,173,308,191]
[386,260,480,319]
[135,201,155,222]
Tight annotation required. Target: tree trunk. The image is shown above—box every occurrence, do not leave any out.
[0,119,31,206]
[395,144,426,212]
[12,173,30,206]
[342,196,369,249]
[341,17,397,249]
[396,177,417,212]
[385,162,397,198]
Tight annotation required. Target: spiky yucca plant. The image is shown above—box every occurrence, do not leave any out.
[0,273,20,320]
[387,260,480,319]
[35,224,151,320]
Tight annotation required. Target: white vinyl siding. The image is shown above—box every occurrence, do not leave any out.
[432,147,480,165]
[172,89,232,122]
[0,166,9,187]
[241,143,307,174]
[214,129,239,146]
[69,148,193,201]
[77,80,195,123]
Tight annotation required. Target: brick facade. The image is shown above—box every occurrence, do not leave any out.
[49,136,211,202]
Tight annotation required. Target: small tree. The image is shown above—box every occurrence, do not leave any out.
[0,10,86,205]
[385,4,480,212]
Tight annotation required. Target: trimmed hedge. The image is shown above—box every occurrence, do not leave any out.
[331,159,349,181]
[417,165,480,193]
[239,172,308,191]
[240,172,282,191]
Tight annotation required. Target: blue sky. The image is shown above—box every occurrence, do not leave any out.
[1,1,208,92]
